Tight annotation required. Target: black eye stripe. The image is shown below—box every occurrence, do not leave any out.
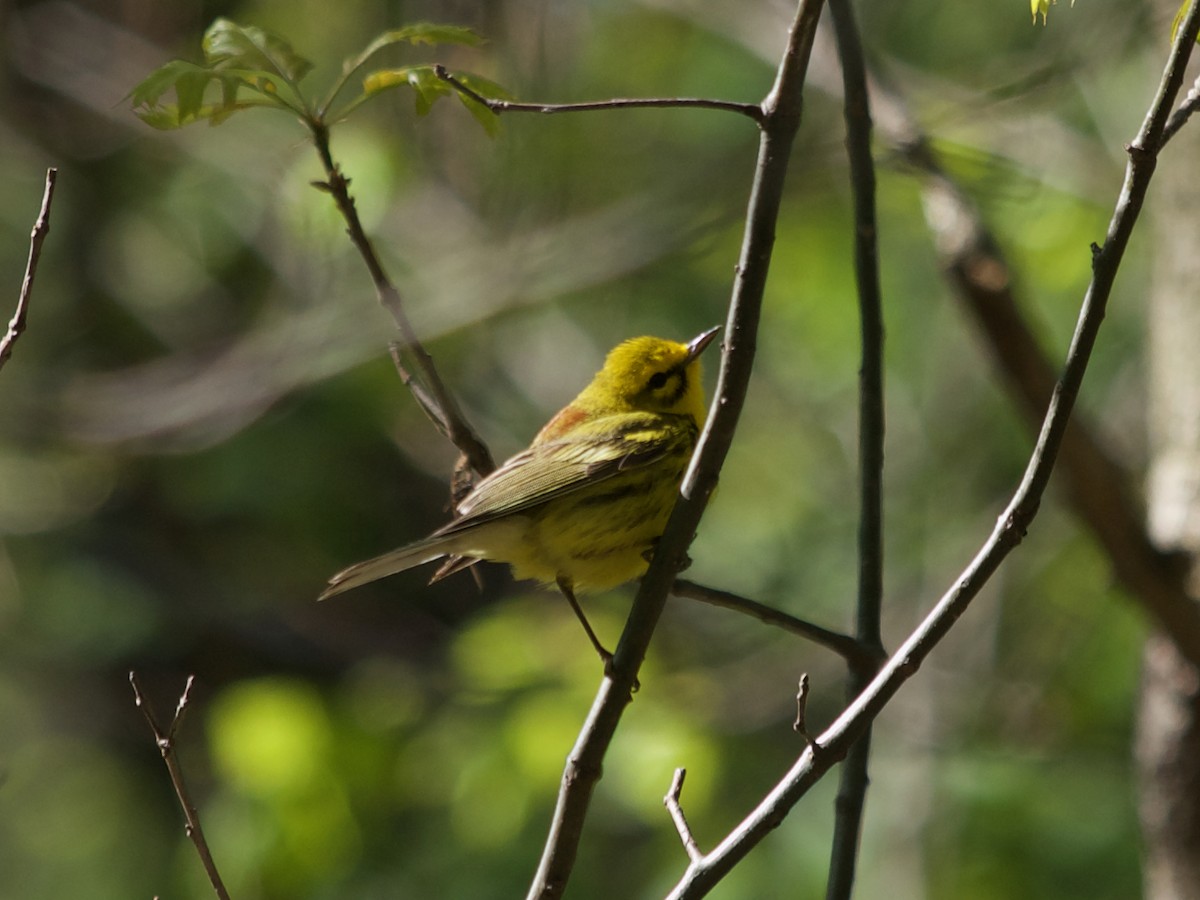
[644,366,688,404]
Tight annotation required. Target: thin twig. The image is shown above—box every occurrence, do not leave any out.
[671,579,881,671]
[0,168,57,374]
[665,769,704,864]
[523,3,827,899]
[129,673,230,900]
[864,41,1200,667]
[308,121,495,478]
[387,340,452,435]
[433,65,765,125]
[825,1,886,897]
[1160,72,1199,146]
[792,674,817,750]
[664,6,1200,896]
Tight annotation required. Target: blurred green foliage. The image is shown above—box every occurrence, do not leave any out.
[0,0,1161,897]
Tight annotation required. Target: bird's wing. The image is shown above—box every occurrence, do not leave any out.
[435,412,695,536]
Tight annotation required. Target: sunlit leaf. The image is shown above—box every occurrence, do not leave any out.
[361,64,453,116]
[202,17,313,83]
[451,71,512,104]
[360,66,417,98]
[359,66,508,135]
[1171,0,1200,44]
[348,22,483,74]
[1031,0,1078,25]
[408,66,452,116]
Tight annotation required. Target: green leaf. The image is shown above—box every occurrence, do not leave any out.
[450,71,512,104]
[361,65,450,114]
[202,18,313,83]
[449,72,511,137]
[128,60,204,108]
[339,24,482,87]
[129,19,317,128]
[359,66,508,135]
[128,58,305,128]
[128,60,236,128]
[360,66,416,98]
[1031,0,1082,26]
[1171,1,1200,44]
[407,66,452,116]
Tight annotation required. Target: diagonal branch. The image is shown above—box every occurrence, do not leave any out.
[671,579,882,671]
[665,769,705,864]
[865,42,1200,667]
[308,121,495,477]
[523,2,827,898]
[0,168,57,374]
[824,1,886,897]
[1160,71,1199,146]
[664,5,1200,897]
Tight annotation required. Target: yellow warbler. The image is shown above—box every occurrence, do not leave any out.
[320,327,720,663]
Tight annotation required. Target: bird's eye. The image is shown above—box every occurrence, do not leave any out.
[647,371,670,390]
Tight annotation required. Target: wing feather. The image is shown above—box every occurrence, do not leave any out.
[434,412,694,538]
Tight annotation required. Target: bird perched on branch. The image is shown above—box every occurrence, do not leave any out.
[321,326,720,669]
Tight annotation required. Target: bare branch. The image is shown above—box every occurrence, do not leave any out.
[308,124,496,478]
[664,7,1200,895]
[524,3,827,898]
[1161,72,1200,146]
[433,65,764,124]
[665,769,704,864]
[387,340,452,435]
[0,168,57,374]
[129,673,230,900]
[825,0,886,895]
[671,579,882,671]
[863,39,1200,667]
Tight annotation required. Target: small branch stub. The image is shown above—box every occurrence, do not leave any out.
[665,768,704,864]
[793,673,818,751]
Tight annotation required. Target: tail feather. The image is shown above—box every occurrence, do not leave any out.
[319,536,455,601]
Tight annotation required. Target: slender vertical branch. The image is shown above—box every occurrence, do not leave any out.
[825,1,886,898]
[665,6,1200,897]
[129,673,230,900]
[0,168,57,374]
[523,2,827,898]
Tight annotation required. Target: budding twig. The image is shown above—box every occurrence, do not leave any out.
[129,673,230,900]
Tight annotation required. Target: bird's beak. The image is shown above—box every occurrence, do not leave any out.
[686,326,721,363]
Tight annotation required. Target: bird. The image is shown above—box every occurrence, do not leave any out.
[320,326,720,668]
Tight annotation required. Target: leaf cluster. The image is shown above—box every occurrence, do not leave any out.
[128,18,510,135]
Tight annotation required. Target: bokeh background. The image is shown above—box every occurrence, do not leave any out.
[0,0,1169,897]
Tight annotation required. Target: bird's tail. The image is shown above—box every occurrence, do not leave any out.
[319,535,455,601]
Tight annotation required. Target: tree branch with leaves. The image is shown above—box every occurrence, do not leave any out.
[122,2,1200,898]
